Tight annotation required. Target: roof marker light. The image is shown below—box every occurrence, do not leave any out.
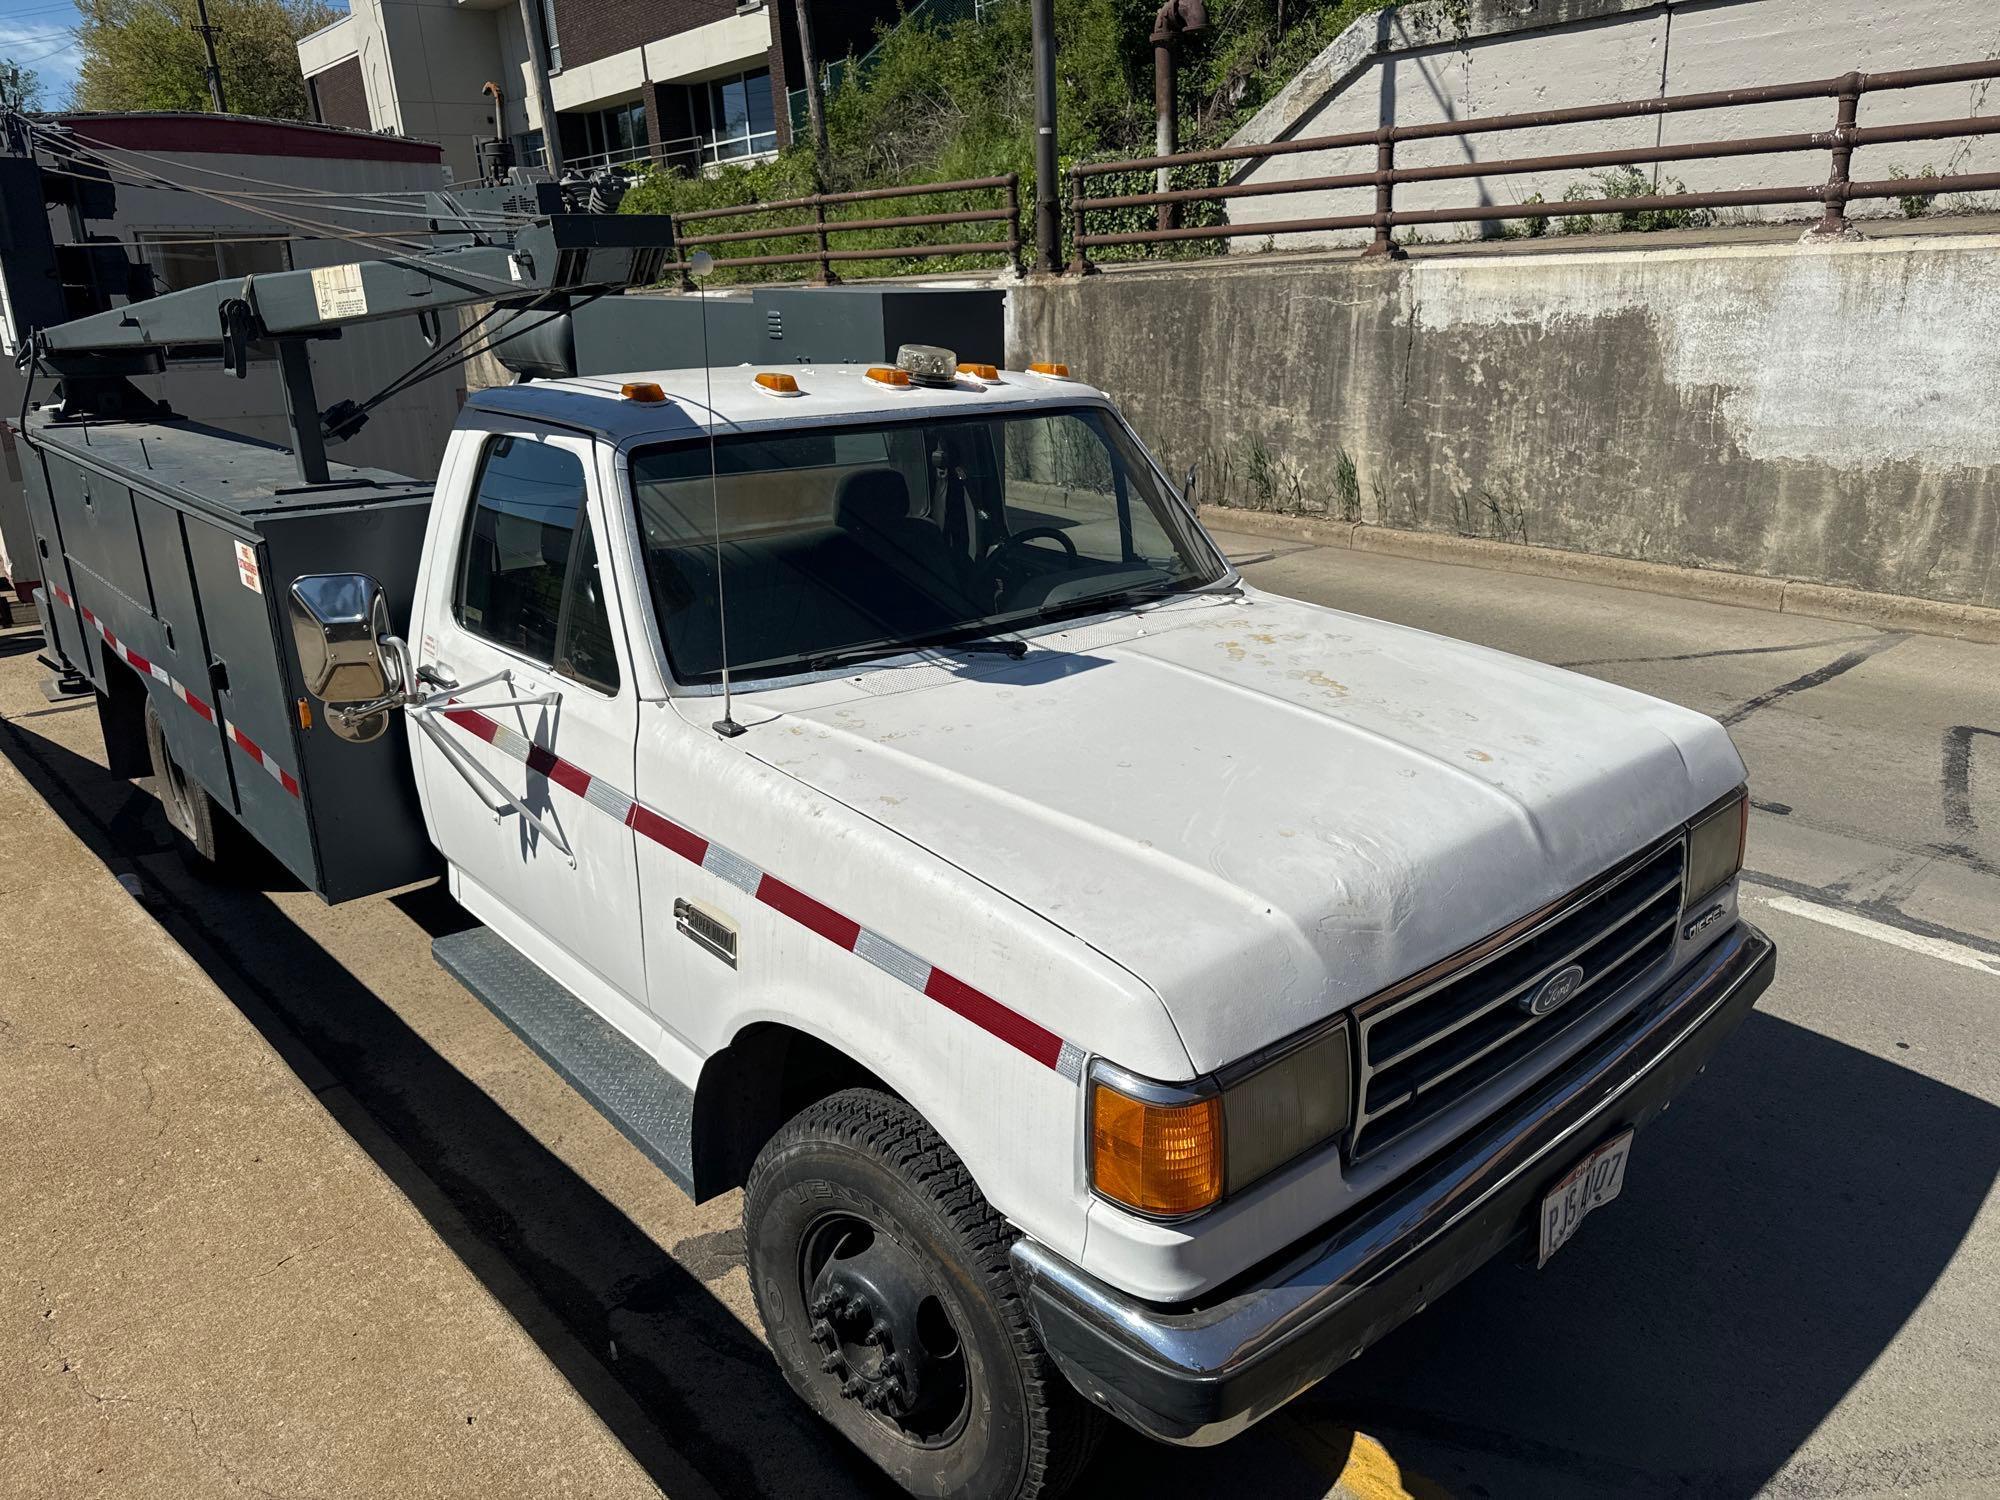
[957,362,1000,383]
[1027,361,1071,379]
[754,371,802,397]
[865,366,914,388]
[620,382,666,403]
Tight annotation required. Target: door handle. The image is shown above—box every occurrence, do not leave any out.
[417,664,459,692]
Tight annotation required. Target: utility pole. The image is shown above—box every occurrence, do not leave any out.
[793,0,828,184]
[191,0,226,114]
[1151,2,1207,232]
[516,0,563,174]
[1030,0,1058,274]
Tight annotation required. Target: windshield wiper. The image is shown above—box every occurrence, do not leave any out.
[809,634,1028,674]
[1030,586,1176,627]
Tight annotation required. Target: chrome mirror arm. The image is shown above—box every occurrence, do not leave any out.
[403,666,575,865]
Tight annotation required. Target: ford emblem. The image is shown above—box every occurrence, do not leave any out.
[1521,963,1587,1017]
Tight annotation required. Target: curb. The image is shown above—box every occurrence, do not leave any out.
[1199,507,2000,644]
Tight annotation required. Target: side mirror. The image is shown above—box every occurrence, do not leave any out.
[289,573,399,742]
[1182,462,1199,507]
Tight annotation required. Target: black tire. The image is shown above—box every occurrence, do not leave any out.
[144,696,229,866]
[745,1088,1104,1500]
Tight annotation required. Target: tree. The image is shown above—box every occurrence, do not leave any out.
[73,0,340,120]
[0,59,44,113]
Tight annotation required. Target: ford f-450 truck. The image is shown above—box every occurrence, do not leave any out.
[15,222,1774,1498]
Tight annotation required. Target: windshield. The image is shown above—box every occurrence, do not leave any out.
[630,405,1224,685]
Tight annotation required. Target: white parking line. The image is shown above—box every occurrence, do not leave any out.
[1747,890,2000,977]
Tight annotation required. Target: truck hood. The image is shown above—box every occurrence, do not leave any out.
[748,589,1744,1075]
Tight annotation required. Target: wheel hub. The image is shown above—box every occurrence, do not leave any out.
[805,1221,966,1440]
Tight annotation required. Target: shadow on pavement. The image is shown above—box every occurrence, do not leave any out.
[0,713,894,1500]
[1277,1008,2000,1498]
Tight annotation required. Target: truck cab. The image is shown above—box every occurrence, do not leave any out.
[291,351,1770,1496]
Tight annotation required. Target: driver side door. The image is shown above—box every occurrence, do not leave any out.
[411,422,653,1049]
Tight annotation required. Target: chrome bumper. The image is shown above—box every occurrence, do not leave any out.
[1011,921,1776,1446]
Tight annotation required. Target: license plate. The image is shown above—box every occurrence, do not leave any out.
[1537,1130,1634,1267]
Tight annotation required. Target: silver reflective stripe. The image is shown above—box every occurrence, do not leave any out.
[488,721,531,763]
[584,777,633,824]
[1055,1041,1087,1084]
[853,929,931,991]
[701,842,763,895]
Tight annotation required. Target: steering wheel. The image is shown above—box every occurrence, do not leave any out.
[971,527,1081,608]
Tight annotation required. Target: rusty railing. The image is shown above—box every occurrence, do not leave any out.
[1068,59,2000,270]
[667,174,1022,284]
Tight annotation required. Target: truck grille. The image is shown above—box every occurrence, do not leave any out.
[1349,837,1687,1161]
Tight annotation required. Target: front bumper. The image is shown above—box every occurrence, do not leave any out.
[1011,921,1776,1446]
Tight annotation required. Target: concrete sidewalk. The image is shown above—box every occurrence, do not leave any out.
[0,743,665,1498]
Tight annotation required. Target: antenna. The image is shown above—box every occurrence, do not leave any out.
[692,250,745,739]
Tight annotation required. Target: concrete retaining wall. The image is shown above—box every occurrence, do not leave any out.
[1008,233,2000,609]
[1227,0,2000,251]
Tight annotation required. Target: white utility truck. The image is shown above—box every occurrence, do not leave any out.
[16,219,1774,1498]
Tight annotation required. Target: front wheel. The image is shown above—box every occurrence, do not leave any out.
[744,1089,1103,1500]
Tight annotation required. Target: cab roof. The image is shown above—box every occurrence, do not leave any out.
[466,365,1109,446]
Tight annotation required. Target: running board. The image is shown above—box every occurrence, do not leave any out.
[432,925,696,1195]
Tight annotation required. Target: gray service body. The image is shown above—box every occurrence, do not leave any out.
[23,413,435,900]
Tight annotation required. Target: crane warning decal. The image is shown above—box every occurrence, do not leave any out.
[311,263,368,320]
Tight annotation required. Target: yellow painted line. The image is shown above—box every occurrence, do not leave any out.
[1273,1416,1454,1500]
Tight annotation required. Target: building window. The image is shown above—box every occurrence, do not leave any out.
[659,68,777,173]
[536,0,561,73]
[706,69,775,162]
[559,99,649,171]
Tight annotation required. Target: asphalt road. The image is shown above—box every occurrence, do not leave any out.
[1,533,1994,1500]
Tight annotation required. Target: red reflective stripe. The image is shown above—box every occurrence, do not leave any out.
[444,706,499,744]
[924,969,1065,1070]
[431,708,1069,1070]
[125,648,153,677]
[185,694,214,724]
[756,874,862,951]
[547,758,592,798]
[279,769,301,797]
[522,742,594,799]
[628,803,708,865]
[233,730,265,766]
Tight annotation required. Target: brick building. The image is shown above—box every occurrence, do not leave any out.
[297,0,901,185]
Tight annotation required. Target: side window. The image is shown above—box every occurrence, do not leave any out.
[557,516,620,693]
[455,435,621,693]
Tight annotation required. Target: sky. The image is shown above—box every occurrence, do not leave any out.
[1,0,85,104]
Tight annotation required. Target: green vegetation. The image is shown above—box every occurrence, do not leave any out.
[623,0,1399,280]
[1892,162,1940,218]
[74,0,338,119]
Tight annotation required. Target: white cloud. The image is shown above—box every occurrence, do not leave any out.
[0,11,84,103]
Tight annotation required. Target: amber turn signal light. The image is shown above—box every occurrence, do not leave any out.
[1091,1081,1224,1217]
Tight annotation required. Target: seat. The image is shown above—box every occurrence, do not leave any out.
[834,469,967,597]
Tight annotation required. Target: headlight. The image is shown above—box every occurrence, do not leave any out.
[1685,787,1749,907]
[1089,1020,1352,1219]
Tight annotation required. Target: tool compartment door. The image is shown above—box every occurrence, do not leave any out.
[183,516,317,888]
[129,493,234,809]
[20,448,89,670]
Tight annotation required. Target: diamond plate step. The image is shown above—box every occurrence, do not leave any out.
[433,924,696,1194]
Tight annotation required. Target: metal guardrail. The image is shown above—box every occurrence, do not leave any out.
[664,174,1021,283]
[1068,59,2000,270]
